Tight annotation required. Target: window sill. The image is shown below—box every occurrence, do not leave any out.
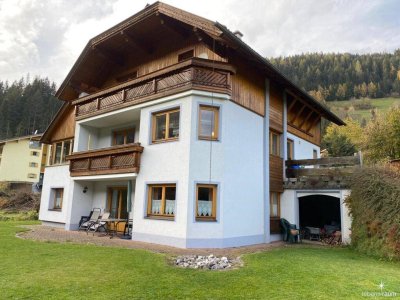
[145,215,175,221]
[48,209,62,212]
[198,136,219,141]
[195,217,217,222]
[151,138,179,145]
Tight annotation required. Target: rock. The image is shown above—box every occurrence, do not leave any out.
[174,254,238,270]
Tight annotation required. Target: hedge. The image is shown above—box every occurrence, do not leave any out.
[345,167,400,260]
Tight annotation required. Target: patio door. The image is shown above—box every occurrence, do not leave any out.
[107,187,129,232]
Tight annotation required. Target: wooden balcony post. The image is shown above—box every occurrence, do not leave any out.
[87,158,92,170]
[121,89,126,102]
[96,98,100,110]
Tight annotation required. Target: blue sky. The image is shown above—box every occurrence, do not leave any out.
[0,0,399,85]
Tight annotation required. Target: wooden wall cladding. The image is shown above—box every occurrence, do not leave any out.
[270,155,283,192]
[103,41,226,88]
[50,106,76,143]
[269,83,283,132]
[230,58,265,116]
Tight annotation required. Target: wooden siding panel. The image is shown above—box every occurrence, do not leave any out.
[269,84,283,132]
[50,106,75,143]
[287,120,321,146]
[270,155,283,192]
[103,41,226,88]
[230,58,265,116]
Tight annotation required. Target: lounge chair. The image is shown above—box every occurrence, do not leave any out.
[78,208,101,231]
[280,218,301,243]
[87,212,110,235]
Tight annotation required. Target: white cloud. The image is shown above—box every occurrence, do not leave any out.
[0,0,399,85]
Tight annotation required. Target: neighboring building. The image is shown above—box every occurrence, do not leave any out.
[0,134,47,184]
[39,2,350,248]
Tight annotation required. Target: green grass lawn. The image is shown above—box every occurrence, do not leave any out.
[1,222,400,299]
[329,97,400,121]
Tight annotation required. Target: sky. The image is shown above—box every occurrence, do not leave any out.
[0,0,399,86]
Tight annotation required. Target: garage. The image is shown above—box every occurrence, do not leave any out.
[298,194,341,239]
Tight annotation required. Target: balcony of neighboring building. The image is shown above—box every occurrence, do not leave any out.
[67,108,143,178]
[72,58,234,120]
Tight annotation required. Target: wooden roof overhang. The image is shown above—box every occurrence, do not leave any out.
[56,1,344,126]
[214,23,345,126]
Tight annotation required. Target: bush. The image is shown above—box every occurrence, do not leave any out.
[345,167,400,260]
[0,210,38,221]
[351,99,375,110]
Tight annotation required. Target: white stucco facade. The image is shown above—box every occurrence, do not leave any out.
[39,89,352,248]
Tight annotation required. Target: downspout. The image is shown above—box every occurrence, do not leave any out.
[282,90,288,178]
[263,79,270,243]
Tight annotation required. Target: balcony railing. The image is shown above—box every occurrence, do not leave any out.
[284,154,362,189]
[73,58,235,120]
[67,143,144,177]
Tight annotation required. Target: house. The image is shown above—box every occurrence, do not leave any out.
[0,134,47,185]
[38,2,351,248]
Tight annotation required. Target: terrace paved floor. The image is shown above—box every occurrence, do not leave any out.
[17,225,284,257]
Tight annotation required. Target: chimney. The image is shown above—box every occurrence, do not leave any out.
[233,30,243,39]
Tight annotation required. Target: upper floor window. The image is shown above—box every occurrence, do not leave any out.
[51,139,73,165]
[29,162,38,168]
[29,140,41,149]
[270,131,281,156]
[313,149,318,159]
[113,128,135,146]
[31,151,40,157]
[287,139,294,160]
[152,108,180,143]
[27,173,37,179]
[198,105,219,141]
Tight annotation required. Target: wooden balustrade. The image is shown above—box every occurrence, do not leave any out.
[66,144,144,177]
[284,154,362,189]
[73,58,234,120]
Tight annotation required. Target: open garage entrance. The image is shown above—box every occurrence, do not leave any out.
[298,195,341,236]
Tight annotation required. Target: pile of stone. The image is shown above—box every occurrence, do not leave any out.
[175,254,237,270]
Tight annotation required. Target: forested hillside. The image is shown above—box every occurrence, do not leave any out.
[270,50,400,101]
[0,77,62,140]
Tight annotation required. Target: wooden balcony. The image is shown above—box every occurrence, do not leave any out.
[73,58,235,120]
[67,144,144,177]
[285,155,362,189]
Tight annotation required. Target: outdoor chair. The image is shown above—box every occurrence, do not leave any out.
[280,218,301,243]
[78,208,101,231]
[87,212,110,235]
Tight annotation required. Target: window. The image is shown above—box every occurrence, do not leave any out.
[198,105,219,140]
[287,139,294,160]
[270,192,280,218]
[270,131,280,156]
[31,151,40,157]
[313,149,318,159]
[29,140,41,149]
[51,139,73,165]
[147,184,176,218]
[113,128,135,146]
[27,173,37,179]
[196,184,217,221]
[178,49,194,62]
[52,188,63,210]
[29,162,38,168]
[152,108,180,143]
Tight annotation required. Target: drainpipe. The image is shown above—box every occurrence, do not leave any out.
[282,90,288,179]
[264,79,270,243]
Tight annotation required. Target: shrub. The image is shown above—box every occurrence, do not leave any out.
[345,167,400,260]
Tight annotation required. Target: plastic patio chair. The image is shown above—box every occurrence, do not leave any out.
[280,218,301,243]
